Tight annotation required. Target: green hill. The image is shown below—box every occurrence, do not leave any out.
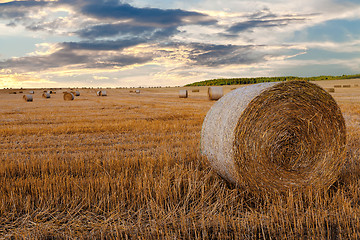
[185,74,360,86]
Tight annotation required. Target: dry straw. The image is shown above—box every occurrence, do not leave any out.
[201,81,346,194]
[343,84,351,88]
[192,89,200,92]
[208,86,223,100]
[334,85,342,88]
[63,92,74,101]
[179,90,188,98]
[29,90,35,94]
[42,92,51,98]
[23,95,33,102]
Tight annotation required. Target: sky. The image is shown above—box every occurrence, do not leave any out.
[0,0,359,88]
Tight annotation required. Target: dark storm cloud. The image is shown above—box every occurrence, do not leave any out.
[0,0,49,19]
[75,23,179,40]
[0,40,153,72]
[80,1,216,26]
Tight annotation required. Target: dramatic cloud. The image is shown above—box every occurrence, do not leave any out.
[0,0,359,87]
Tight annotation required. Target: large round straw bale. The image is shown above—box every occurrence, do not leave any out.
[208,86,223,100]
[63,92,74,101]
[23,95,33,102]
[42,92,51,98]
[179,90,188,98]
[201,81,346,194]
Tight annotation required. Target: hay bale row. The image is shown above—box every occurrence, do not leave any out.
[192,89,200,92]
[201,81,346,194]
[179,90,188,98]
[343,84,351,88]
[208,86,223,100]
[23,95,33,102]
[334,85,342,88]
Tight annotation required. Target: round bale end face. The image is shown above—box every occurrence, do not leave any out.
[208,86,223,100]
[63,92,74,101]
[179,90,188,98]
[23,95,33,102]
[201,81,346,195]
[42,92,51,98]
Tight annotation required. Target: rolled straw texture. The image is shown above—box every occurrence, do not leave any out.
[63,92,74,101]
[208,86,223,100]
[201,81,346,194]
[42,92,51,98]
[23,95,33,102]
[179,90,188,98]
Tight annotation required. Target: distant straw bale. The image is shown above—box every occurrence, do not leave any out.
[23,95,33,102]
[135,90,140,94]
[355,84,358,87]
[97,91,101,96]
[334,85,342,88]
[343,85,351,88]
[208,86,223,100]
[42,92,51,98]
[201,81,346,194]
[101,90,107,96]
[192,89,200,92]
[71,91,80,96]
[179,90,188,98]
[29,90,34,94]
[325,88,335,93]
[63,92,74,101]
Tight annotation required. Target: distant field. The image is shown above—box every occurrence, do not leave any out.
[1,79,360,238]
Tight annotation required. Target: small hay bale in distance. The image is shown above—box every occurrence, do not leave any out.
[29,90,35,94]
[100,90,107,96]
[354,84,359,87]
[201,81,346,194]
[208,86,223,100]
[325,88,335,93]
[42,92,51,98]
[96,91,101,96]
[71,90,80,96]
[192,89,200,92]
[179,89,188,98]
[135,90,140,94]
[334,85,342,88]
[343,84,351,88]
[23,95,33,102]
[63,92,74,101]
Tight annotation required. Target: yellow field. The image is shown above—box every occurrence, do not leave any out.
[1,79,360,239]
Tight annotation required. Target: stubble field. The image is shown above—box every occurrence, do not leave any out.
[1,79,360,239]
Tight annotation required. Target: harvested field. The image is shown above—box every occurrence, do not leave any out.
[1,79,360,239]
